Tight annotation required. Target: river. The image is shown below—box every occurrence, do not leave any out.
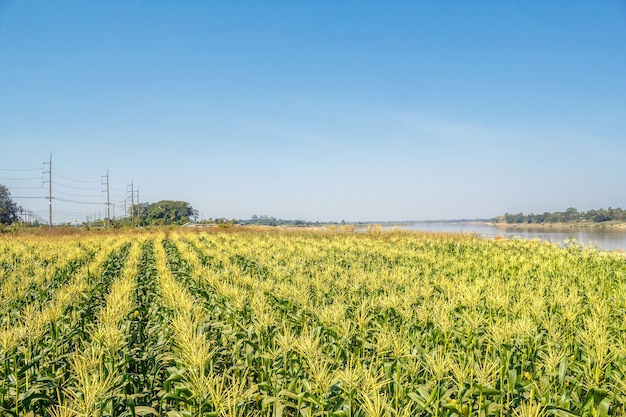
[379,222,626,252]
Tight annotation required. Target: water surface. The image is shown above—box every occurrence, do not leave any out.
[384,222,626,252]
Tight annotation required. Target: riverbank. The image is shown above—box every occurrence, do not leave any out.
[489,220,626,230]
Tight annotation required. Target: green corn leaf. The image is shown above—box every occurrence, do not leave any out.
[134,406,159,416]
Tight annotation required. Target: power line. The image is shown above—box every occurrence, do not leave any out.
[55,197,104,205]
[0,168,41,171]
[55,209,95,216]
[52,172,101,184]
[54,189,103,198]
[51,181,101,191]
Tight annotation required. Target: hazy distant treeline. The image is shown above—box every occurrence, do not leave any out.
[495,207,626,224]
[241,215,325,227]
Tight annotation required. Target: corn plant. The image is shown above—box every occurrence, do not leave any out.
[1,229,625,416]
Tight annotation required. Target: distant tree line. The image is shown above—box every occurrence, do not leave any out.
[240,214,333,227]
[495,207,626,224]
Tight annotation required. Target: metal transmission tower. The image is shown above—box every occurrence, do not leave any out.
[135,187,140,227]
[102,170,111,227]
[43,154,52,229]
[120,200,126,220]
[127,180,135,227]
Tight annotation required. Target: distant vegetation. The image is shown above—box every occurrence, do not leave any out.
[239,214,345,227]
[0,184,20,226]
[495,207,626,224]
[111,200,196,227]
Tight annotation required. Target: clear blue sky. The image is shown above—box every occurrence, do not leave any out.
[1,1,625,223]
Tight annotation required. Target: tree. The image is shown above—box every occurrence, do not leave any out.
[0,184,19,225]
[564,207,580,223]
[140,200,195,225]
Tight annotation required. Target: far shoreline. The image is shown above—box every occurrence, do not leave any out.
[487,220,626,230]
[351,219,626,231]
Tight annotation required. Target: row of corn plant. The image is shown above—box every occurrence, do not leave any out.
[155,235,261,417]
[52,239,142,417]
[119,238,177,417]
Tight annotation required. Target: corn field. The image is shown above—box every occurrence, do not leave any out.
[1,229,625,417]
